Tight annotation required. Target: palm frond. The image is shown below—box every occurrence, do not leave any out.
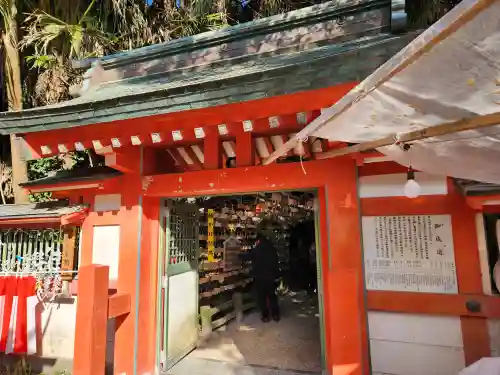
[20,1,114,60]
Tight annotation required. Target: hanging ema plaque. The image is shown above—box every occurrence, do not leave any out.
[362,214,458,294]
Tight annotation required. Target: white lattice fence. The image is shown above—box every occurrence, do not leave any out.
[0,228,79,299]
[0,228,62,272]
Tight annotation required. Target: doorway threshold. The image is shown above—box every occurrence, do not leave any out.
[165,356,321,375]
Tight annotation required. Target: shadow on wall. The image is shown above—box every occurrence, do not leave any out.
[1,298,115,375]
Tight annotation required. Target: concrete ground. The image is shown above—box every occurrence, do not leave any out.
[168,291,322,375]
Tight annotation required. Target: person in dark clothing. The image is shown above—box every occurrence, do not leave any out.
[239,232,280,322]
[306,241,318,295]
[289,220,315,291]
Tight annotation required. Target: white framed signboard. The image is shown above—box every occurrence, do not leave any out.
[362,215,458,294]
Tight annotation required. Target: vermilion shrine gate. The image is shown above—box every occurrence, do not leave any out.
[0,1,499,375]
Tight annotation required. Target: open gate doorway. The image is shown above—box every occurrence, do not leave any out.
[156,191,326,375]
[156,200,200,370]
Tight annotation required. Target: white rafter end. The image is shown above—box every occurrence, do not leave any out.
[74,142,85,151]
[41,146,52,155]
[218,124,228,135]
[243,120,253,132]
[296,112,308,125]
[172,130,183,141]
[131,136,142,145]
[268,116,280,128]
[151,133,162,143]
[111,138,122,148]
[194,127,206,139]
[57,144,68,153]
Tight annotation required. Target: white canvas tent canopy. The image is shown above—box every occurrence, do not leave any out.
[265,0,500,184]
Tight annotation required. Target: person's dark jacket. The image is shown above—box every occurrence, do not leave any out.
[239,234,279,284]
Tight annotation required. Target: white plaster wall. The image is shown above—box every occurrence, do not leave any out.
[92,225,121,281]
[359,172,448,198]
[40,301,77,360]
[488,320,500,357]
[476,214,492,295]
[95,193,122,212]
[361,172,466,375]
[368,312,465,375]
[35,224,118,373]
[38,298,115,370]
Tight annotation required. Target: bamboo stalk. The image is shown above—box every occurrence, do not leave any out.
[316,112,500,159]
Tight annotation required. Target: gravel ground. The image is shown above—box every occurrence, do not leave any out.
[190,291,322,373]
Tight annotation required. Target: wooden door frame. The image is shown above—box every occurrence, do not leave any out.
[154,189,329,371]
[143,157,367,375]
[156,199,200,371]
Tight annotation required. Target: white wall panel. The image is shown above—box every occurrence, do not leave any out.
[92,225,120,280]
[489,320,500,357]
[368,312,465,375]
[476,214,492,295]
[368,312,463,347]
[38,298,114,371]
[359,173,448,198]
[370,339,465,375]
[94,194,121,212]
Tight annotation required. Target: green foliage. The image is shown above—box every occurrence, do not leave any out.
[6,0,459,201]
[24,54,56,69]
[406,0,463,29]
[27,151,90,202]
[21,0,114,61]
[27,156,63,181]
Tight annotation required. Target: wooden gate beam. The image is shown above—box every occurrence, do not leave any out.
[367,291,500,318]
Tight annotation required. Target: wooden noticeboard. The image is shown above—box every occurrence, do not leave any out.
[362,214,458,294]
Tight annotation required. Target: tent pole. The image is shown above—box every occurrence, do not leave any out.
[316,112,500,159]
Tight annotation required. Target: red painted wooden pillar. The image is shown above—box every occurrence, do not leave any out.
[235,131,255,167]
[73,265,110,375]
[204,129,221,170]
[137,197,161,373]
[448,179,491,364]
[114,176,143,375]
[324,158,366,375]
[329,270,363,375]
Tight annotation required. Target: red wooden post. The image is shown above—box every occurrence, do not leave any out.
[73,264,110,375]
[329,270,363,375]
[235,131,255,167]
[449,179,491,364]
[204,129,221,170]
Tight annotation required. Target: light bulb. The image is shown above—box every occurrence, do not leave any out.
[404,179,421,199]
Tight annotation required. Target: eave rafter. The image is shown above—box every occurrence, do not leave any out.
[21,84,355,159]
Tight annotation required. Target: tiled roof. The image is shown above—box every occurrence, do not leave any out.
[0,201,86,220]
[0,0,418,134]
[455,179,500,197]
[20,166,122,188]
